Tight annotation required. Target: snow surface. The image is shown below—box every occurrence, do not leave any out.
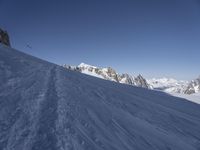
[170,93,200,105]
[78,62,97,69]
[0,44,200,150]
[81,69,104,79]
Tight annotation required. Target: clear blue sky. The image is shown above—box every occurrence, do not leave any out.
[0,0,200,80]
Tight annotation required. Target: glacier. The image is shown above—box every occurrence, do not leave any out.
[0,43,200,150]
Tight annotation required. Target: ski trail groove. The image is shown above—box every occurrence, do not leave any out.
[32,67,58,150]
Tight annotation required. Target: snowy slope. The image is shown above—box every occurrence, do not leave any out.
[170,93,200,104]
[1,44,200,150]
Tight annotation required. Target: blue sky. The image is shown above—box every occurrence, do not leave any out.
[0,0,200,80]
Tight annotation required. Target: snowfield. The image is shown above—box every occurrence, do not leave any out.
[169,93,200,105]
[147,78,188,93]
[0,44,200,150]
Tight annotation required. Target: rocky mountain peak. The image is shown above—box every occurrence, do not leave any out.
[0,28,11,47]
[63,63,151,89]
[134,74,150,88]
[184,76,200,94]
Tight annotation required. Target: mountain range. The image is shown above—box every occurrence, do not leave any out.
[63,63,152,89]
[63,63,200,95]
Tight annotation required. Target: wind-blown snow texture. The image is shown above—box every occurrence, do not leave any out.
[0,44,200,150]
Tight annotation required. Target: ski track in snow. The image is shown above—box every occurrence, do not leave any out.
[0,44,200,150]
[32,67,58,150]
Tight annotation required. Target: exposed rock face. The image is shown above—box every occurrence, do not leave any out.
[134,74,150,88]
[184,77,200,94]
[63,63,151,89]
[120,73,135,85]
[106,67,119,82]
[63,64,81,72]
[184,87,195,95]
[0,28,11,47]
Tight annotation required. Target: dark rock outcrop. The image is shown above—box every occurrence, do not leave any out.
[120,73,135,85]
[134,74,150,88]
[184,77,200,94]
[0,28,11,47]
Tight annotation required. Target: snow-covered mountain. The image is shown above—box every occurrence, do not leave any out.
[184,76,200,94]
[63,63,151,89]
[147,77,200,95]
[63,63,200,95]
[147,78,188,93]
[1,44,200,150]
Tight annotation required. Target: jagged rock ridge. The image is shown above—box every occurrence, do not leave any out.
[64,63,200,95]
[63,63,151,89]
